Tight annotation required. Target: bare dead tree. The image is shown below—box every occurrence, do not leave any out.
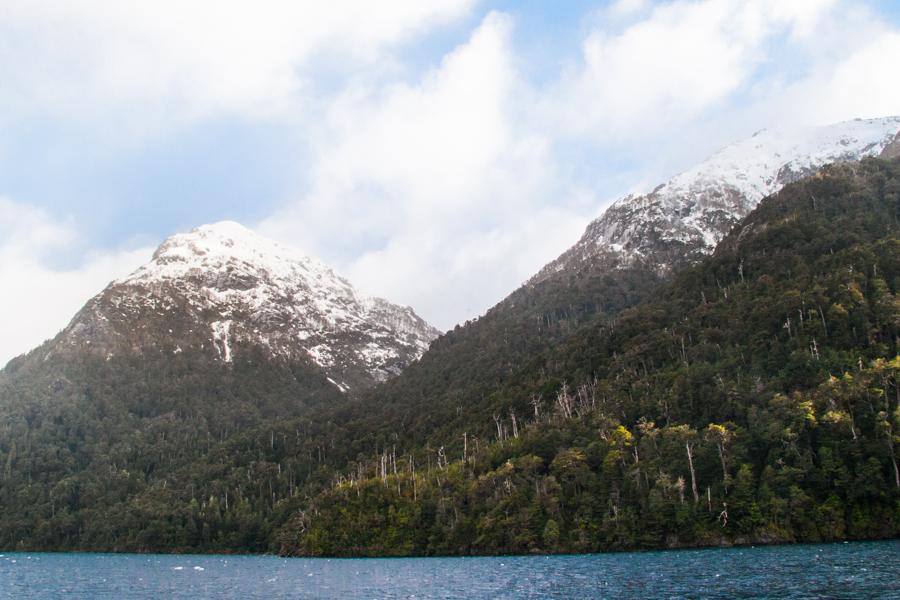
[530,394,542,421]
[576,379,598,413]
[437,446,447,471]
[509,409,519,439]
[818,304,828,336]
[686,440,699,505]
[408,454,417,502]
[877,412,900,490]
[891,435,900,491]
[705,424,733,492]
[556,381,574,420]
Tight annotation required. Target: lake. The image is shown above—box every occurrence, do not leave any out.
[0,540,897,599]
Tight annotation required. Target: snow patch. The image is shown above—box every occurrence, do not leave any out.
[535,116,900,281]
[210,320,233,363]
[71,220,439,385]
[326,377,349,393]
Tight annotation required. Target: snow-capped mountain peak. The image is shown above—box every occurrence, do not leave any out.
[61,221,440,392]
[534,116,900,282]
[129,221,336,286]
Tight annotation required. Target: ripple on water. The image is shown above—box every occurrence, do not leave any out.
[0,541,897,599]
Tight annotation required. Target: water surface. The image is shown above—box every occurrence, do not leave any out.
[0,540,897,599]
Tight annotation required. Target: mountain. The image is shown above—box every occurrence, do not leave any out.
[332,117,900,454]
[0,222,437,552]
[534,116,900,282]
[279,157,900,556]
[3,122,898,556]
[51,221,439,393]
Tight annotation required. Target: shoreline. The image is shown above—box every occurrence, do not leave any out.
[3,535,897,560]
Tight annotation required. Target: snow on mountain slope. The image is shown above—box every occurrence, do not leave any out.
[534,116,900,282]
[57,221,440,392]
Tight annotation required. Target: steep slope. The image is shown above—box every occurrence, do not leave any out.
[0,222,437,552]
[280,157,900,556]
[54,221,439,392]
[535,116,900,281]
[882,130,900,159]
[336,117,900,453]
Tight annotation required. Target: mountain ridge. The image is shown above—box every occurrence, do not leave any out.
[49,220,439,392]
[2,120,898,556]
[279,156,900,557]
[533,116,900,284]
[333,117,900,454]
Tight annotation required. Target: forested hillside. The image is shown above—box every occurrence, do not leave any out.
[277,158,900,556]
[2,158,898,555]
[328,118,900,464]
[332,264,662,452]
[0,248,663,554]
[0,340,352,551]
[0,221,440,553]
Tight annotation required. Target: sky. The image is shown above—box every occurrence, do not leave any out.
[2,0,900,366]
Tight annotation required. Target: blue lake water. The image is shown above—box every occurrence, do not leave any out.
[0,540,897,599]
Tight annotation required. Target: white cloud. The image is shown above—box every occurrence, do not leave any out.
[256,1,900,330]
[821,32,900,120]
[0,0,475,123]
[761,29,900,128]
[547,0,837,142]
[2,0,899,350]
[258,13,594,328]
[312,13,515,228]
[605,0,651,19]
[342,208,587,329]
[0,198,151,367]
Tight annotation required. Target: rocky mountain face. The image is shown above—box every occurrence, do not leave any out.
[533,116,900,283]
[881,130,900,159]
[50,221,439,393]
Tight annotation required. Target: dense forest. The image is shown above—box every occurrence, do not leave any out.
[327,242,663,453]
[0,342,352,552]
[1,158,899,555]
[277,158,900,555]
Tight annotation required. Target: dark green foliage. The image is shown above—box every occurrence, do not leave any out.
[0,343,349,552]
[3,158,900,556]
[332,255,662,456]
[277,158,900,556]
